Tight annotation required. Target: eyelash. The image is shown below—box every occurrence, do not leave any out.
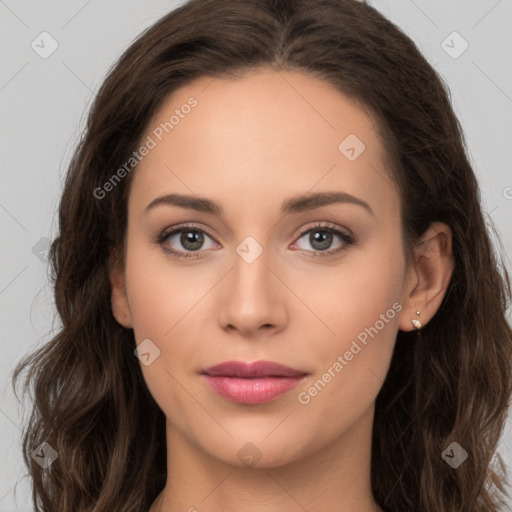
[155,222,356,260]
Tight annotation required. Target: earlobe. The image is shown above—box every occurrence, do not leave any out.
[398,221,455,332]
[108,249,133,329]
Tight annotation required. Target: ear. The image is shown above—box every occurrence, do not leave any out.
[398,221,455,332]
[108,248,133,329]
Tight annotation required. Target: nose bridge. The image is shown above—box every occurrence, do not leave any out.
[219,233,286,333]
[231,234,273,304]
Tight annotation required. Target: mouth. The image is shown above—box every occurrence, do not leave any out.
[201,360,308,404]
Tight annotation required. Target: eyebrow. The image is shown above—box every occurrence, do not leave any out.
[144,191,374,217]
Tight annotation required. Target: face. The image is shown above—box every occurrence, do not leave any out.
[111,67,417,468]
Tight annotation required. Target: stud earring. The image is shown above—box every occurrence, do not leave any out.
[411,311,422,330]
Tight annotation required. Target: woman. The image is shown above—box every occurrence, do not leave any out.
[12,0,512,511]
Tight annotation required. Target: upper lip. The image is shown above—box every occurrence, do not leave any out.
[202,360,307,378]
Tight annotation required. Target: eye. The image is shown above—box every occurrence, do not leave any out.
[291,222,355,258]
[156,223,219,259]
[156,222,355,260]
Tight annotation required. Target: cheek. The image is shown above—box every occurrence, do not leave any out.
[302,236,405,357]
[124,236,205,339]
[123,244,205,428]
[293,235,405,414]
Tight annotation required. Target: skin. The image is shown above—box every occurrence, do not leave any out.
[109,67,454,512]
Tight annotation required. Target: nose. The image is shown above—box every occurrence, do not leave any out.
[218,247,288,338]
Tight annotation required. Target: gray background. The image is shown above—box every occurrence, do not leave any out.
[1,0,511,509]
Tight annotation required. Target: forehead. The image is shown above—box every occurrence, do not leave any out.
[129,68,398,222]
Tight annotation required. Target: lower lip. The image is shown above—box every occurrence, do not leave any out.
[203,375,305,404]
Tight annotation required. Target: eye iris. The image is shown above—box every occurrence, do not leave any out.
[181,230,204,251]
[310,231,332,251]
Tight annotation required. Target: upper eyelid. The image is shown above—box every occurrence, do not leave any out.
[296,222,351,237]
[161,223,217,241]
[160,222,352,246]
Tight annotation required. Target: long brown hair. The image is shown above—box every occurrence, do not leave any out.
[12,0,512,510]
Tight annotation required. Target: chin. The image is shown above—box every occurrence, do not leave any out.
[199,434,313,469]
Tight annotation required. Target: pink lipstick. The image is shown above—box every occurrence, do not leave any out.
[201,360,307,404]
